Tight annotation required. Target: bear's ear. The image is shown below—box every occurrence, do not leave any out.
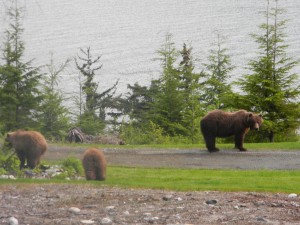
[246,113,253,123]
[259,114,262,118]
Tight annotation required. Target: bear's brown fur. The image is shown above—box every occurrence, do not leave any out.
[5,130,48,169]
[82,148,106,181]
[200,110,263,152]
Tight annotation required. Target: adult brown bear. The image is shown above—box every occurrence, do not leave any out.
[82,148,106,181]
[5,130,48,169]
[200,110,263,152]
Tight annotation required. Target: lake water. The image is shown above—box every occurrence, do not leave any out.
[0,0,299,104]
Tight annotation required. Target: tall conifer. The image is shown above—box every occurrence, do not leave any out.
[238,0,300,141]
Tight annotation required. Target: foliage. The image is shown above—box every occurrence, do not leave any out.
[74,47,120,134]
[0,142,19,175]
[120,121,170,145]
[236,0,300,142]
[0,4,43,132]
[150,33,186,136]
[39,54,71,140]
[178,43,205,143]
[202,33,235,110]
[59,156,84,178]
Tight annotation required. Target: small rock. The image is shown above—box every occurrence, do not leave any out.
[234,205,239,209]
[105,206,115,210]
[81,220,95,224]
[8,217,18,225]
[123,210,130,215]
[0,175,16,179]
[163,195,173,201]
[101,217,112,224]
[257,217,268,222]
[175,197,183,201]
[68,207,81,213]
[288,193,297,198]
[206,199,217,205]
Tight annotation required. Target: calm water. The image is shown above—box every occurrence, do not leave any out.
[0,0,299,104]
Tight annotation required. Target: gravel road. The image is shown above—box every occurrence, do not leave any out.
[46,145,300,170]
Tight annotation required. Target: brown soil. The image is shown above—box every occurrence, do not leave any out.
[1,146,300,224]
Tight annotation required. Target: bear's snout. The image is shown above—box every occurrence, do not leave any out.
[253,123,260,130]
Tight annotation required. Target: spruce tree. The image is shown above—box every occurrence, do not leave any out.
[151,33,185,136]
[238,0,300,142]
[202,33,234,110]
[39,54,71,140]
[75,47,119,134]
[178,43,204,143]
[0,3,42,131]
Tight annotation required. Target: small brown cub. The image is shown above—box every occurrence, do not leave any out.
[82,148,106,181]
[5,130,48,169]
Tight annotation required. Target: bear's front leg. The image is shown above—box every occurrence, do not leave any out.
[235,134,247,151]
[205,136,219,152]
[17,152,26,169]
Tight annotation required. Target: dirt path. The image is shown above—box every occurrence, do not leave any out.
[46,145,300,170]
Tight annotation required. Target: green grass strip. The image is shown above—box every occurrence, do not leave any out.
[105,167,300,193]
[2,167,299,194]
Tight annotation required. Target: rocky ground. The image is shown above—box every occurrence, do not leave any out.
[1,146,300,224]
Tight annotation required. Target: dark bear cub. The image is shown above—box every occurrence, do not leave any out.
[82,148,106,181]
[200,110,263,152]
[5,130,48,169]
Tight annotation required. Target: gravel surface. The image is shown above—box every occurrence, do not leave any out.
[1,184,300,225]
[1,146,300,224]
[46,146,300,170]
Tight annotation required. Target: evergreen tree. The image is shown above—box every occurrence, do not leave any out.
[238,0,300,142]
[75,47,101,115]
[202,33,234,110]
[151,33,185,136]
[178,43,204,143]
[0,3,43,132]
[39,54,71,140]
[75,47,119,134]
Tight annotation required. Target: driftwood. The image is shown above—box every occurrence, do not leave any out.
[67,127,125,145]
[67,127,85,143]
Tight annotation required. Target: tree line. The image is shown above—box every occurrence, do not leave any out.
[0,0,299,143]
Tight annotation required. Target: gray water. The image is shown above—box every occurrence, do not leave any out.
[0,0,299,106]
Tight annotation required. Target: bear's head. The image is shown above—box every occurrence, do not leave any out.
[247,113,263,130]
[4,132,15,148]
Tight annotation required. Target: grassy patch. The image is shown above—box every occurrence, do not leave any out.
[104,167,300,193]
[2,166,299,194]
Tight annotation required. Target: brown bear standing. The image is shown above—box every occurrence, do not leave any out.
[5,130,48,169]
[200,110,263,152]
[82,148,106,181]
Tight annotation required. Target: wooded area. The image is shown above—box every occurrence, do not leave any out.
[0,0,299,144]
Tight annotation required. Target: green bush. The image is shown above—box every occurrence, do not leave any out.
[60,157,84,178]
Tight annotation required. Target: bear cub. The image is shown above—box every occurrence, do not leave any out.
[82,148,106,181]
[5,130,48,169]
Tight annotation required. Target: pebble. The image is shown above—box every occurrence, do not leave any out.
[105,206,115,210]
[101,217,112,224]
[288,193,297,198]
[206,199,218,205]
[163,195,173,201]
[68,207,81,213]
[8,217,18,225]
